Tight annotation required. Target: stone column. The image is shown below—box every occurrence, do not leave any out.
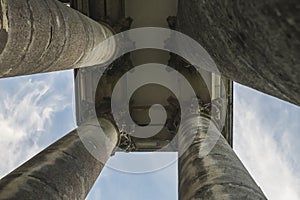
[178,110,267,200]
[0,0,116,78]
[177,0,300,106]
[0,118,119,199]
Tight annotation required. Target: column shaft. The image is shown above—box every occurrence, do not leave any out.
[0,118,119,199]
[178,114,267,200]
[177,0,300,105]
[0,0,115,78]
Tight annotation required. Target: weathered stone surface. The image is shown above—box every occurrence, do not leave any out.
[178,114,267,200]
[0,118,119,199]
[177,0,300,105]
[0,0,115,78]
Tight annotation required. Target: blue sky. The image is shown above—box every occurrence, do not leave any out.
[0,70,299,199]
[233,83,300,199]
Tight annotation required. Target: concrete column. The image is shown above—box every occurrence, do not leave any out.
[177,0,300,106]
[0,118,119,199]
[178,113,267,200]
[0,0,115,78]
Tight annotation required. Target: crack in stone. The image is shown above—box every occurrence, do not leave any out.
[61,150,78,160]
[0,67,12,77]
[28,174,59,194]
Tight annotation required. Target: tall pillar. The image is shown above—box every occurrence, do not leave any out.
[178,110,267,199]
[0,118,119,199]
[0,0,115,78]
[177,0,300,106]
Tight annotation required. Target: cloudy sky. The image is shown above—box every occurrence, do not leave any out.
[0,71,76,178]
[233,83,300,199]
[0,70,299,199]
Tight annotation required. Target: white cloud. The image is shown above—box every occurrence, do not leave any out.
[0,71,76,178]
[234,83,300,200]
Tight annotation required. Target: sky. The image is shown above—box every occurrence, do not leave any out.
[0,70,299,199]
[233,83,300,199]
